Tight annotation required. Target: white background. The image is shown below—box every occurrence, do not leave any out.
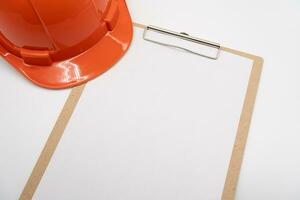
[127,0,300,199]
[0,58,70,200]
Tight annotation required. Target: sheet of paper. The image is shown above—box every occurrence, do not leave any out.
[0,60,70,200]
[33,27,252,200]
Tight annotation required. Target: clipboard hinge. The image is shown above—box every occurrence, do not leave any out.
[143,25,221,60]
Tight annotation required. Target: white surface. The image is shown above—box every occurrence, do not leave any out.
[126,0,300,199]
[0,59,70,200]
[33,28,252,200]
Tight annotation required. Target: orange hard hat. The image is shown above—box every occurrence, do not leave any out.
[0,0,133,89]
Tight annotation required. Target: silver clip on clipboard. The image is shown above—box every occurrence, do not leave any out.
[143,25,221,60]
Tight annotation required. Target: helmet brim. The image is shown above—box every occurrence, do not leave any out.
[0,0,133,89]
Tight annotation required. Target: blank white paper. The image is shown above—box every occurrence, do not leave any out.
[0,59,70,200]
[34,27,252,200]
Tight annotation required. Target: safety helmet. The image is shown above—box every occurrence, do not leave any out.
[0,0,133,89]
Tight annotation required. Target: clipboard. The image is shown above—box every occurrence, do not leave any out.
[16,22,263,200]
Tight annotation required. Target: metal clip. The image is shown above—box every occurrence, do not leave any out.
[143,25,221,60]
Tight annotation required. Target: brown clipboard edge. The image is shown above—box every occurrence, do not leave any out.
[220,47,263,200]
[19,84,86,200]
[19,22,263,200]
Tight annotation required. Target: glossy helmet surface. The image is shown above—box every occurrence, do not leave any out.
[0,0,133,89]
